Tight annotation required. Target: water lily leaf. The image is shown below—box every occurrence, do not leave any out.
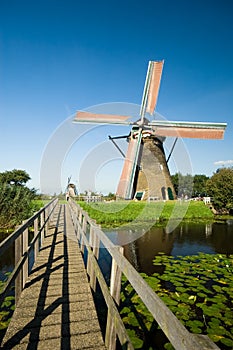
[220,337,233,347]
[190,326,202,334]
[121,307,131,314]
[208,334,224,342]
[164,342,175,350]
[212,285,222,292]
[186,320,203,328]
[1,300,12,308]
[176,287,186,293]
[197,292,207,298]
[210,317,221,325]
[161,296,178,306]
[219,280,227,285]
[0,321,10,330]
[126,329,143,348]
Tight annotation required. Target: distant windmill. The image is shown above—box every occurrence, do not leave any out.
[66,176,77,198]
[73,60,227,200]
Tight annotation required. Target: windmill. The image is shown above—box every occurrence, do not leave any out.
[73,60,227,201]
[66,176,77,198]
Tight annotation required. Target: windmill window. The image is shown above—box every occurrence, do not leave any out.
[134,191,145,201]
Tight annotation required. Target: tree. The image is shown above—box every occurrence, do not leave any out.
[0,169,30,186]
[104,192,116,201]
[171,173,193,198]
[206,168,233,210]
[171,173,179,195]
[0,169,36,229]
[171,173,210,198]
[193,174,209,197]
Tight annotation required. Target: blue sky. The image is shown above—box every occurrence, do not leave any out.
[0,0,232,194]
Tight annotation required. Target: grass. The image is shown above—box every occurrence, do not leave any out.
[77,200,214,227]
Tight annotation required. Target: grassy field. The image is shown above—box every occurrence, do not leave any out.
[77,200,214,227]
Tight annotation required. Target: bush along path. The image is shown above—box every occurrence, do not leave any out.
[120,253,233,350]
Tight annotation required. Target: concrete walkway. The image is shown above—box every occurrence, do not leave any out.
[1,204,106,349]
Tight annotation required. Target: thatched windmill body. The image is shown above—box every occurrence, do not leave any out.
[74,61,227,200]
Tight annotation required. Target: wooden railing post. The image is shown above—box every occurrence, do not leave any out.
[110,246,124,304]
[87,224,100,292]
[80,216,87,254]
[45,208,49,236]
[15,232,23,305]
[40,211,45,246]
[90,227,100,292]
[34,217,39,261]
[87,225,94,277]
[78,210,83,240]
[22,224,28,288]
[105,246,124,350]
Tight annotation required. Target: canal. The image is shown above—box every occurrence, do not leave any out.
[1,220,233,278]
[105,220,233,275]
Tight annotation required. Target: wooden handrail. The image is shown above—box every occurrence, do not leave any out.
[68,199,219,350]
[0,198,58,305]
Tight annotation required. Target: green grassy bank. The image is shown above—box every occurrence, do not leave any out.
[77,200,214,227]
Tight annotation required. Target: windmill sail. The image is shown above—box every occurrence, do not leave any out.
[117,130,142,199]
[149,120,227,139]
[140,60,164,119]
[146,60,164,114]
[74,111,132,124]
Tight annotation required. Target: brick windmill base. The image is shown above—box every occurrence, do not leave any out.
[134,137,176,201]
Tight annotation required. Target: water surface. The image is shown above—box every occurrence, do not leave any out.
[105,221,233,274]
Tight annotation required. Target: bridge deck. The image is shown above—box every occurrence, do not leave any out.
[1,204,106,349]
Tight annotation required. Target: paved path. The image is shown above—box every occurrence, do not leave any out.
[1,204,106,349]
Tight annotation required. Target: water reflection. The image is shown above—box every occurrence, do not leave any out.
[106,221,233,275]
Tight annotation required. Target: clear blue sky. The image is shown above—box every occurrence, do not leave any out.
[1,0,232,194]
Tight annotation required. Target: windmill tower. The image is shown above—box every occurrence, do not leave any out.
[73,60,227,200]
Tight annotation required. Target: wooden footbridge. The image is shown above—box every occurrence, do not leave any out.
[0,199,219,349]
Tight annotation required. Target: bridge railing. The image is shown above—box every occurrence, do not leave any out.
[68,199,219,350]
[0,197,58,305]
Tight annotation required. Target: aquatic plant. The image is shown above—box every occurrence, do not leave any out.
[120,253,233,349]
